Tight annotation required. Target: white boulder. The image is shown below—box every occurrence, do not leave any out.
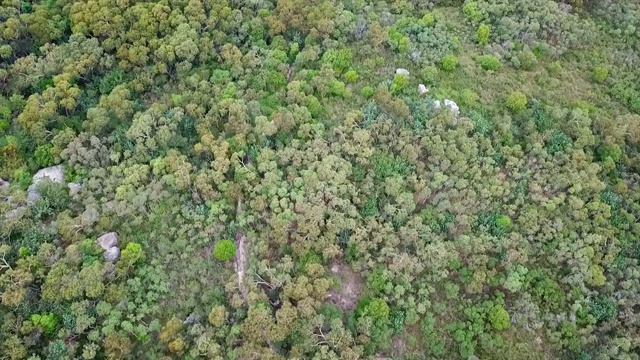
[434,99,460,118]
[418,84,428,95]
[395,68,410,76]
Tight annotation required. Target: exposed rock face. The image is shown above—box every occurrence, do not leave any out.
[97,232,119,250]
[395,68,410,76]
[183,313,202,326]
[104,247,121,263]
[418,84,428,94]
[0,178,9,192]
[27,166,65,205]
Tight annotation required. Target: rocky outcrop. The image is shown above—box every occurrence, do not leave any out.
[97,232,118,250]
[97,232,120,263]
[27,166,65,205]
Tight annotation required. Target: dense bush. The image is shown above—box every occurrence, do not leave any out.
[477,55,501,70]
[214,239,237,261]
[506,91,528,111]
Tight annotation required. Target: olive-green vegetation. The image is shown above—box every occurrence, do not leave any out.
[1,0,640,359]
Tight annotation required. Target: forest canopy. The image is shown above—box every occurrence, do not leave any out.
[1,0,640,359]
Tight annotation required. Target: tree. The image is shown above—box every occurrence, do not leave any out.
[214,239,236,261]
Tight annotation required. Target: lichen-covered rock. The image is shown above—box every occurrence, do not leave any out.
[103,247,121,263]
[97,232,119,250]
[396,68,410,76]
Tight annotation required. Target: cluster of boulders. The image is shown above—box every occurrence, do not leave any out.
[97,232,120,263]
[395,68,460,118]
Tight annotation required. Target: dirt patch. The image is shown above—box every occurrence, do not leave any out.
[326,261,363,312]
[234,199,248,303]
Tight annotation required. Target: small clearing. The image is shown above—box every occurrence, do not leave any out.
[326,260,363,311]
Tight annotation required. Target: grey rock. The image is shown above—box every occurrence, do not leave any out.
[103,247,121,263]
[4,206,27,220]
[33,165,65,184]
[395,68,410,76]
[68,183,81,196]
[97,232,119,250]
[0,178,9,192]
[81,207,100,227]
[103,263,116,277]
[183,313,202,325]
[418,84,428,95]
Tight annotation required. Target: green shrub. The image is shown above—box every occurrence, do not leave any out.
[463,2,483,22]
[517,51,538,70]
[596,143,622,163]
[420,66,439,84]
[0,119,9,134]
[477,55,501,71]
[459,89,480,107]
[330,80,349,98]
[322,48,353,74]
[34,144,54,167]
[121,242,144,264]
[468,110,494,136]
[546,130,572,154]
[390,74,409,94]
[506,91,527,111]
[488,304,510,330]
[441,55,459,72]
[31,313,59,336]
[476,24,490,45]
[12,166,31,189]
[547,61,562,74]
[361,86,375,98]
[344,70,359,83]
[421,13,436,27]
[214,239,236,261]
[592,66,608,83]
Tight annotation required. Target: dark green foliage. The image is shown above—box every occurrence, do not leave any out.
[370,152,414,180]
[596,143,622,163]
[532,103,554,131]
[360,195,379,217]
[468,110,494,136]
[33,181,71,219]
[34,145,55,167]
[390,309,405,334]
[590,297,617,322]
[477,212,511,237]
[546,130,572,154]
[322,49,353,74]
